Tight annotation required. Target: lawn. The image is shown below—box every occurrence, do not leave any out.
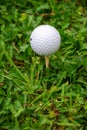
[0,0,87,130]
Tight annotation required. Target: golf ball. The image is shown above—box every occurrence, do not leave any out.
[30,25,61,56]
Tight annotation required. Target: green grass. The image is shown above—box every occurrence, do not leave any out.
[0,0,87,130]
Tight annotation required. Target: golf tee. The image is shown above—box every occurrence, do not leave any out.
[45,56,49,68]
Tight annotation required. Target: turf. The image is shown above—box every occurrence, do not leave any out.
[0,0,87,130]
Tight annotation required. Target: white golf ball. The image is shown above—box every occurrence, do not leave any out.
[30,25,61,56]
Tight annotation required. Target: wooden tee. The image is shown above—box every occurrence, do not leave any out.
[45,56,49,68]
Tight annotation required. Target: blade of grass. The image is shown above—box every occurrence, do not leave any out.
[56,122,80,127]
[31,92,46,104]
[3,51,30,83]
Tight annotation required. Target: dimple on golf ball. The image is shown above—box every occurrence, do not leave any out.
[30,25,61,56]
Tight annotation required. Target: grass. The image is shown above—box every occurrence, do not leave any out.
[0,0,87,130]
